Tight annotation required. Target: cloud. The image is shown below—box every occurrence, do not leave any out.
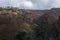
[0,0,60,10]
[52,0,60,8]
[23,1,33,8]
[0,0,11,7]
[10,0,34,9]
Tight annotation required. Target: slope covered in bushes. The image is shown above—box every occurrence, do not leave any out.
[0,7,60,40]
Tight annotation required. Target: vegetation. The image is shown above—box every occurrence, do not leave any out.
[33,15,60,40]
[0,7,60,40]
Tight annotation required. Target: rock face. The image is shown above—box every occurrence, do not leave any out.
[24,8,60,24]
[24,10,43,22]
[33,9,60,24]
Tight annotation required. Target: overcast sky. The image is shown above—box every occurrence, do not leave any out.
[0,0,60,10]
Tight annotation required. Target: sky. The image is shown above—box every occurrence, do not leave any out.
[0,0,60,10]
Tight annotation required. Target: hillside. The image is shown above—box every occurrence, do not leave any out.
[0,7,60,40]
